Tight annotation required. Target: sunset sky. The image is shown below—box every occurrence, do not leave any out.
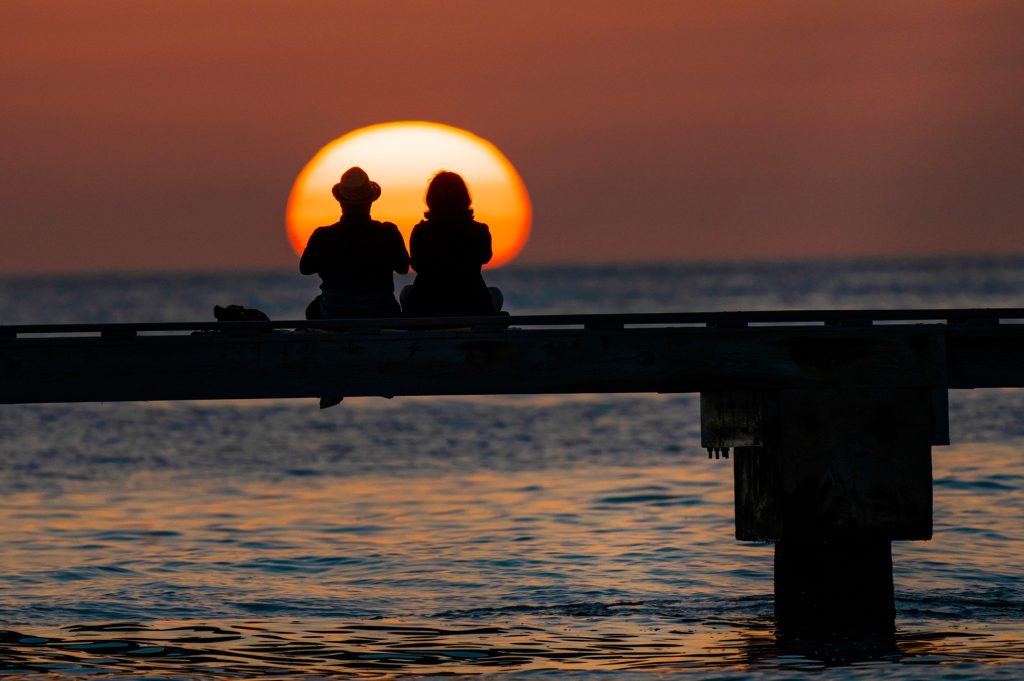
[2,1,1023,274]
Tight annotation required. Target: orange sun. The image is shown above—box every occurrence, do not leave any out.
[286,121,531,269]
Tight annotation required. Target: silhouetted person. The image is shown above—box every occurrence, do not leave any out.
[301,167,409,320]
[400,171,502,317]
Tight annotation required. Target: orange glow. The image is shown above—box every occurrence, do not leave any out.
[286,122,531,269]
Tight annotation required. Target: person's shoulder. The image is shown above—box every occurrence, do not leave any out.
[306,224,331,243]
[379,221,407,245]
[312,221,341,234]
[372,219,402,232]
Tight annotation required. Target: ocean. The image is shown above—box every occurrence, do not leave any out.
[0,257,1022,679]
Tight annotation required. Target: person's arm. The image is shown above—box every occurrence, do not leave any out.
[407,223,423,273]
[479,223,493,265]
[299,230,319,274]
[389,223,410,274]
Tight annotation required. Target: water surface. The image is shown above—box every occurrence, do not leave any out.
[1,258,1022,678]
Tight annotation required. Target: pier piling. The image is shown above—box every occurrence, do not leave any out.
[703,387,943,635]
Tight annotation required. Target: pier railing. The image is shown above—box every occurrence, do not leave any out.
[3,307,1024,339]
[3,309,1023,405]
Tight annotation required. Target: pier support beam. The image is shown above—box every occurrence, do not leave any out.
[702,387,946,637]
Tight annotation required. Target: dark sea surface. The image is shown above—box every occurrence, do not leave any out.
[0,257,1022,679]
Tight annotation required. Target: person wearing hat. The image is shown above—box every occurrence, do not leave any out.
[300,167,410,320]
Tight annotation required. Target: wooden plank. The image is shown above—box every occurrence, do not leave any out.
[734,446,781,540]
[701,390,777,447]
[777,387,933,541]
[0,326,947,404]
[931,387,950,446]
[704,386,950,448]
[947,326,1024,388]
[733,388,934,542]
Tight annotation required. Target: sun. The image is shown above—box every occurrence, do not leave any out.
[286,122,531,269]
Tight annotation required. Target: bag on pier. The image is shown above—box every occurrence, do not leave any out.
[213,305,270,322]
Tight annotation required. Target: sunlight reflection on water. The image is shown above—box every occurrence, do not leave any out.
[0,412,1021,678]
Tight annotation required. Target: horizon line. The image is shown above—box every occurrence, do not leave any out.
[3,251,1024,280]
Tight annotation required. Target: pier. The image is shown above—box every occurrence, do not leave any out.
[3,308,1024,636]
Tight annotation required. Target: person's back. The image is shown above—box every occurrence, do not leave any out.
[301,214,408,316]
[404,216,495,316]
[300,167,409,319]
[401,171,500,317]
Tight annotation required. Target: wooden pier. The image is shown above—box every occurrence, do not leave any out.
[3,308,1024,636]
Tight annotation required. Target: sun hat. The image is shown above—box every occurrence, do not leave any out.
[332,167,381,204]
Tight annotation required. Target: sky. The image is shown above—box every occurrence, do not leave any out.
[2,0,1023,274]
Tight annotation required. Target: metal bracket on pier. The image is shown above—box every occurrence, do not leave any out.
[706,447,730,460]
